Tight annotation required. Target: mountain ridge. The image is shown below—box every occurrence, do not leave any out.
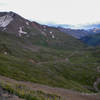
[0,11,86,50]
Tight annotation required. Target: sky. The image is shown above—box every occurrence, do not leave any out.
[0,0,100,25]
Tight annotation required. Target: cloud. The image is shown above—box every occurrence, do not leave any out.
[0,2,7,6]
[0,0,100,25]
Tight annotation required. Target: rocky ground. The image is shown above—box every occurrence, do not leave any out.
[0,87,24,100]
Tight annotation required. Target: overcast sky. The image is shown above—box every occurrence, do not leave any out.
[0,0,100,25]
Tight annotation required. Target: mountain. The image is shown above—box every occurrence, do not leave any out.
[81,33,100,46]
[58,27,100,39]
[58,27,100,46]
[52,23,100,29]
[0,11,85,50]
[44,23,73,28]
[1,11,100,47]
[0,11,100,100]
[80,23,100,29]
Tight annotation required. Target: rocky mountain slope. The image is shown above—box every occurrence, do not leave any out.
[0,11,85,50]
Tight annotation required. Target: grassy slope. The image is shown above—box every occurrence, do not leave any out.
[81,33,100,46]
[0,30,100,94]
[25,26,86,50]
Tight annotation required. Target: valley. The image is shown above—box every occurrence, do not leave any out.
[0,11,100,100]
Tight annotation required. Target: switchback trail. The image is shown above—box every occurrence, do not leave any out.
[37,51,78,65]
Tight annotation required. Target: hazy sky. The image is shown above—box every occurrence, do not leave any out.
[0,0,100,25]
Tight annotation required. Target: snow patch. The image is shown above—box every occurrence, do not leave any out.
[18,27,27,36]
[50,31,53,34]
[2,27,7,31]
[26,22,29,25]
[52,35,55,38]
[0,15,13,27]
[49,31,55,38]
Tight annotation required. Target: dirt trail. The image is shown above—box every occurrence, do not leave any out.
[0,75,100,100]
[37,58,67,65]
[37,51,78,65]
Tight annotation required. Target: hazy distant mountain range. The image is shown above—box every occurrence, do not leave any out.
[45,23,100,29]
[45,23,100,46]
